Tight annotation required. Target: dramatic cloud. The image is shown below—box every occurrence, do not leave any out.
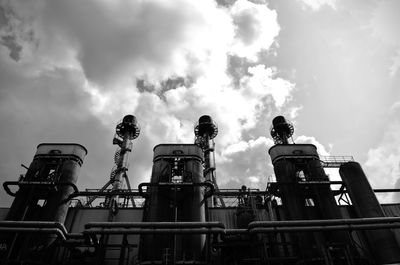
[364,102,400,202]
[218,136,274,189]
[229,0,279,60]
[0,0,294,205]
[1,0,399,208]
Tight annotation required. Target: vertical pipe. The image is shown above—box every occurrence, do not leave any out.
[42,159,81,223]
[1,159,46,262]
[339,162,400,264]
[273,159,314,258]
[141,159,172,261]
[5,159,44,221]
[180,158,206,261]
[306,159,349,245]
[110,131,131,210]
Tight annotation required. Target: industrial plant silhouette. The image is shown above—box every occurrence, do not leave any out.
[1,115,399,265]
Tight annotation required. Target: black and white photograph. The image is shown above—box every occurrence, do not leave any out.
[0,0,399,264]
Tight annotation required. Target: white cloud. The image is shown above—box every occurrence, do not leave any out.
[229,0,280,60]
[295,135,331,156]
[364,103,400,191]
[222,136,273,157]
[297,0,337,11]
[248,176,260,184]
[240,65,295,107]
[218,136,274,189]
[359,100,400,202]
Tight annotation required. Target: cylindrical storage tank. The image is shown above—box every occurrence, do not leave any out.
[178,158,205,261]
[141,144,205,263]
[273,159,315,258]
[339,162,400,264]
[38,144,87,224]
[1,144,87,262]
[1,158,47,262]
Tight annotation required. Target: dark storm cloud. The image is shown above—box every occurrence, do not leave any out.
[0,60,114,205]
[1,34,21,61]
[33,0,229,86]
[0,5,21,61]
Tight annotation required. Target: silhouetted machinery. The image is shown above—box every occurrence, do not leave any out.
[1,115,400,265]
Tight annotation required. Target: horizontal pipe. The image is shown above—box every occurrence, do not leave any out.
[373,189,400,193]
[139,261,207,265]
[0,221,69,236]
[225,229,247,234]
[250,223,400,234]
[85,221,225,229]
[138,182,215,198]
[84,228,225,235]
[68,191,142,200]
[0,227,66,241]
[213,191,268,196]
[55,188,400,202]
[248,217,400,229]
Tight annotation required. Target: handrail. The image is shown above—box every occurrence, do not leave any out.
[0,221,74,240]
[138,182,215,198]
[3,181,79,197]
[85,221,224,229]
[84,228,225,235]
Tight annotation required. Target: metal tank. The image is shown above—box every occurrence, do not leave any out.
[269,116,351,260]
[269,117,316,258]
[1,143,86,262]
[140,144,205,263]
[34,144,87,224]
[339,162,400,264]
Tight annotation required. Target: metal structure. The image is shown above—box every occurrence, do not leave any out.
[270,116,294,144]
[194,115,224,207]
[1,115,400,265]
[0,143,87,262]
[85,115,140,210]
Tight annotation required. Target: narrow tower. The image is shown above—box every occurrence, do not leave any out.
[268,116,349,261]
[85,115,140,210]
[194,115,224,207]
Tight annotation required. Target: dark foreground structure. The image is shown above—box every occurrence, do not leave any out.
[1,115,400,265]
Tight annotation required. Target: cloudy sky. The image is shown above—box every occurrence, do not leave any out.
[0,0,399,206]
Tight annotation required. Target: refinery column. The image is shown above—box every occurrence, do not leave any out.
[84,115,140,210]
[1,143,86,262]
[194,115,224,207]
[109,115,140,212]
[268,116,314,258]
[268,116,350,260]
